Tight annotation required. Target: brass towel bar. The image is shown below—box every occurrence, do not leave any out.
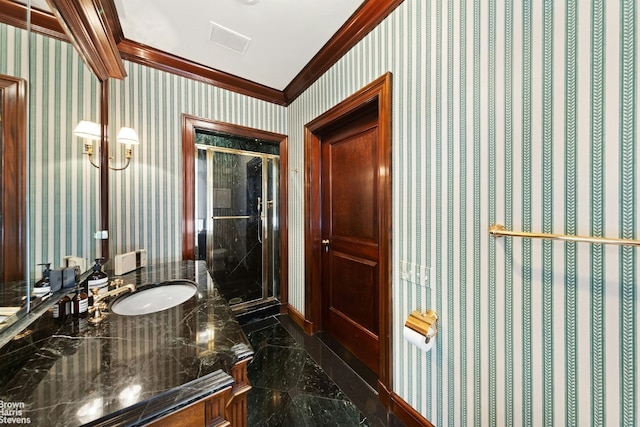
[489,224,640,247]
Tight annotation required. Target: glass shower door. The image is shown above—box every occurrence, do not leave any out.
[196,146,279,307]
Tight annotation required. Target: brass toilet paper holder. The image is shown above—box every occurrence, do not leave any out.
[405,309,439,344]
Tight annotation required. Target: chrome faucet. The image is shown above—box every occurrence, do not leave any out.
[88,280,136,324]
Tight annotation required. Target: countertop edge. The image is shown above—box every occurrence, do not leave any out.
[86,369,235,427]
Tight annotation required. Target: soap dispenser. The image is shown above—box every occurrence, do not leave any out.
[33,263,52,295]
[87,258,108,292]
[72,286,89,318]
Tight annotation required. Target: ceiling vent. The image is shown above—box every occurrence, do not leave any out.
[209,22,251,55]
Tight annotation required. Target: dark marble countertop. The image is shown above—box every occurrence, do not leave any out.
[0,260,253,426]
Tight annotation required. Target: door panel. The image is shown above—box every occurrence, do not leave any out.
[329,251,378,333]
[328,130,377,242]
[321,108,380,374]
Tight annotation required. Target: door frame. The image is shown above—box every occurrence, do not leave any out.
[304,73,392,400]
[181,114,289,310]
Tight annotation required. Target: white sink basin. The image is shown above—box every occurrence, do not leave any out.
[111,280,197,316]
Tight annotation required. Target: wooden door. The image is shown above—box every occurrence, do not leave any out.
[320,107,380,374]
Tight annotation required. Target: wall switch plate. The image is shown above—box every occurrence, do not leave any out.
[399,260,432,288]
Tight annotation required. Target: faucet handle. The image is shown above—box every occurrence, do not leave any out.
[112,279,124,288]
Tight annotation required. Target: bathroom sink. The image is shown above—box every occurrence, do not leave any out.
[110,280,197,316]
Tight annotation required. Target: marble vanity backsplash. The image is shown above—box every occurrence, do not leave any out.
[0,260,252,426]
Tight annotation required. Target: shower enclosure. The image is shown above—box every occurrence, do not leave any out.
[194,135,280,309]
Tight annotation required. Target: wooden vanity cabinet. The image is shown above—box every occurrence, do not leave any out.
[148,357,252,427]
[148,386,232,427]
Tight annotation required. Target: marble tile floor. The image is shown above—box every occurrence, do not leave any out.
[242,315,405,427]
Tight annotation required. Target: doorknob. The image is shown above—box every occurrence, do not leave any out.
[321,239,330,252]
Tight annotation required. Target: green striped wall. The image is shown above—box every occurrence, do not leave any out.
[3,0,638,423]
[1,23,286,272]
[288,0,638,425]
[108,61,286,262]
[1,24,101,274]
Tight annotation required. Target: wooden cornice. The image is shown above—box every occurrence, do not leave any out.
[283,0,405,103]
[0,0,404,105]
[46,0,126,81]
[118,39,287,106]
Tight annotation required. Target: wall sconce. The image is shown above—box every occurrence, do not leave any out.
[73,120,140,171]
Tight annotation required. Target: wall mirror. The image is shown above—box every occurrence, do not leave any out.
[0,0,101,334]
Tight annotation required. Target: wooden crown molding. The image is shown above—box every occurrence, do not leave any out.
[45,0,126,81]
[0,0,403,104]
[117,39,286,106]
[283,0,404,103]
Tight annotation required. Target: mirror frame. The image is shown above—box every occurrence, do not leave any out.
[44,0,127,261]
[0,75,27,282]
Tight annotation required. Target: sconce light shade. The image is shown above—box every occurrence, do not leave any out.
[73,120,101,140]
[75,121,139,171]
[116,127,139,145]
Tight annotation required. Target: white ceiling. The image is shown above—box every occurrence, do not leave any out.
[31,0,365,91]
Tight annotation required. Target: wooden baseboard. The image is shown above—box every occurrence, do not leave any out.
[287,304,314,334]
[279,303,288,315]
[390,393,434,427]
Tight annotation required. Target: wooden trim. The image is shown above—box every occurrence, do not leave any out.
[377,380,391,408]
[45,0,126,80]
[1,0,403,105]
[0,0,67,41]
[390,393,435,427]
[118,39,286,106]
[181,115,196,261]
[100,0,124,44]
[181,115,289,309]
[205,388,233,427]
[0,75,27,282]
[303,124,321,334]
[279,303,289,315]
[99,80,110,259]
[226,359,252,427]
[287,304,314,335]
[283,0,404,103]
[304,72,393,400]
[147,386,233,427]
[278,135,289,308]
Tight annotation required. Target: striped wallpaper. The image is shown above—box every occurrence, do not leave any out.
[108,61,286,262]
[1,23,286,273]
[1,23,101,275]
[288,0,638,425]
[2,0,639,424]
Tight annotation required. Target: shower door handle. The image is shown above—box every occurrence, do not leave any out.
[257,197,263,244]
